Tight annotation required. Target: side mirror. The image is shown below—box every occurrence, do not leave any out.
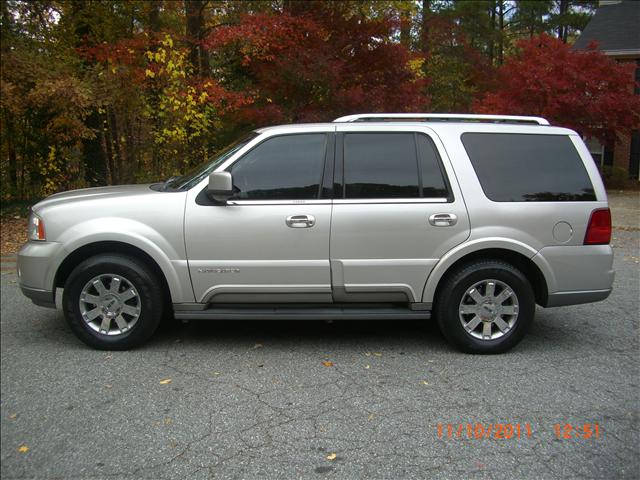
[207,171,234,203]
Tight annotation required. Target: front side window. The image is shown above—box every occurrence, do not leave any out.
[343,132,449,199]
[229,133,327,200]
[461,133,596,202]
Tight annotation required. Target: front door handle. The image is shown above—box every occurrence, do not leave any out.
[286,215,316,228]
[429,213,458,227]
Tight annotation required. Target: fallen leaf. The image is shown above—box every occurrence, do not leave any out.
[326,453,337,460]
[368,414,374,421]
[9,413,17,420]
[364,352,371,357]
[421,380,429,385]
[104,384,112,389]
[253,343,263,349]
[322,361,334,367]
[159,379,172,385]
[365,365,370,369]
[212,372,221,376]
[373,352,382,357]
[18,445,29,453]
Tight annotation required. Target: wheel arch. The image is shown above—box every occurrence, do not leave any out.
[54,241,180,303]
[423,241,550,307]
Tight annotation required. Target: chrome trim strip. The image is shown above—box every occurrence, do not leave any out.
[199,284,332,303]
[227,199,449,205]
[333,198,449,204]
[227,199,332,205]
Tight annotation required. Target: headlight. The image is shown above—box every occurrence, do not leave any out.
[28,212,46,241]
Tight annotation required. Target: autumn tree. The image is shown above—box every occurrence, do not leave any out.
[474,34,640,142]
[204,2,428,140]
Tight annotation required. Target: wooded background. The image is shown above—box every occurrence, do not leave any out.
[1,0,639,201]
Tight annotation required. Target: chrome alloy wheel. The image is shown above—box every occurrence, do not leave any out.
[79,274,141,336]
[458,279,519,341]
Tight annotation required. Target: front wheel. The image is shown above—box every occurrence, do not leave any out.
[435,260,535,354]
[63,254,164,350]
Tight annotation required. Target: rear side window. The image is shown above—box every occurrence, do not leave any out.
[343,132,449,199]
[229,133,327,200]
[461,133,595,202]
[416,134,449,198]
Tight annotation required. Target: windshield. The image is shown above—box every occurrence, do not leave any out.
[163,132,258,191]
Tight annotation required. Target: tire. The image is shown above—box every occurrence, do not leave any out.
[63,254,164,350]
[435,260,535,354]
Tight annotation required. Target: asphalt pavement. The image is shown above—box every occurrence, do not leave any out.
[1,210,638,479]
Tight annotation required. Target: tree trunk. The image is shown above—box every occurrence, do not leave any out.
[558,0,569,43]
[498,0,504,65]
[148,0,160,31]
[4,112,18,197]
[489,0,496,65]
[185,0,209,76]
[421,0,430,58]
[400,13,411,48]
[71,1,107,186]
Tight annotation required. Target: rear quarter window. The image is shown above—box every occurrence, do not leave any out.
[461,133,596,202]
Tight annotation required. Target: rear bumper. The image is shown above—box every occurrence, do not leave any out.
[20,285,56,308]
[545,288,611,307]
[534,244,614,308]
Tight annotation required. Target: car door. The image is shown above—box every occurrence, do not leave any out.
[330,125,470,304]
[184,128,335,304]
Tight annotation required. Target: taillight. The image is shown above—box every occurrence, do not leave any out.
[584,208,611,245]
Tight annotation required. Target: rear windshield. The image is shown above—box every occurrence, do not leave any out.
[461,133,596,202]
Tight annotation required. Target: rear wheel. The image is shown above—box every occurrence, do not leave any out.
[63,254,164,350]
[435,260,535,354]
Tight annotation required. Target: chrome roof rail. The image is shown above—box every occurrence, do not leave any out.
[332,113,550,126]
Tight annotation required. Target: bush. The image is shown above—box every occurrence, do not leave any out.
[601,166,640,190]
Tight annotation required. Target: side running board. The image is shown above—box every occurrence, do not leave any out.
[174,306,431,321]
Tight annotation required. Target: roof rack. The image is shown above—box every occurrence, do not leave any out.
[332,113,550,126]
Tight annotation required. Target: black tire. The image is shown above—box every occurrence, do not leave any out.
[63,254,164,350]
[435,259,535,354]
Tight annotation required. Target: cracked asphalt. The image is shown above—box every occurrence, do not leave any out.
[1,214,638,479]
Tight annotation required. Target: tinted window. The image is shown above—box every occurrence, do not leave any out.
[344,133,419,198]
[230,134,327,200]
[416,134,449,198]
[461,133,596,202]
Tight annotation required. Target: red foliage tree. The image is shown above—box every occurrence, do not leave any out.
[204,4,429,127]
[474,34,640,142]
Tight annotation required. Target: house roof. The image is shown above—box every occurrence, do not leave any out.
[573,0,640,56]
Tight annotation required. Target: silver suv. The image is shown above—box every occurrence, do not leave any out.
[17,113,614,353]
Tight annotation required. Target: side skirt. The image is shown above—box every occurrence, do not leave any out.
[173,303,431,321]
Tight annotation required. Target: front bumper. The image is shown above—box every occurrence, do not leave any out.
[20,285,55,308]
[17,241,65,309]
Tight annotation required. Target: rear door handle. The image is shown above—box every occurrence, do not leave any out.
[429,213,458,227]
[286,215,316,228]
